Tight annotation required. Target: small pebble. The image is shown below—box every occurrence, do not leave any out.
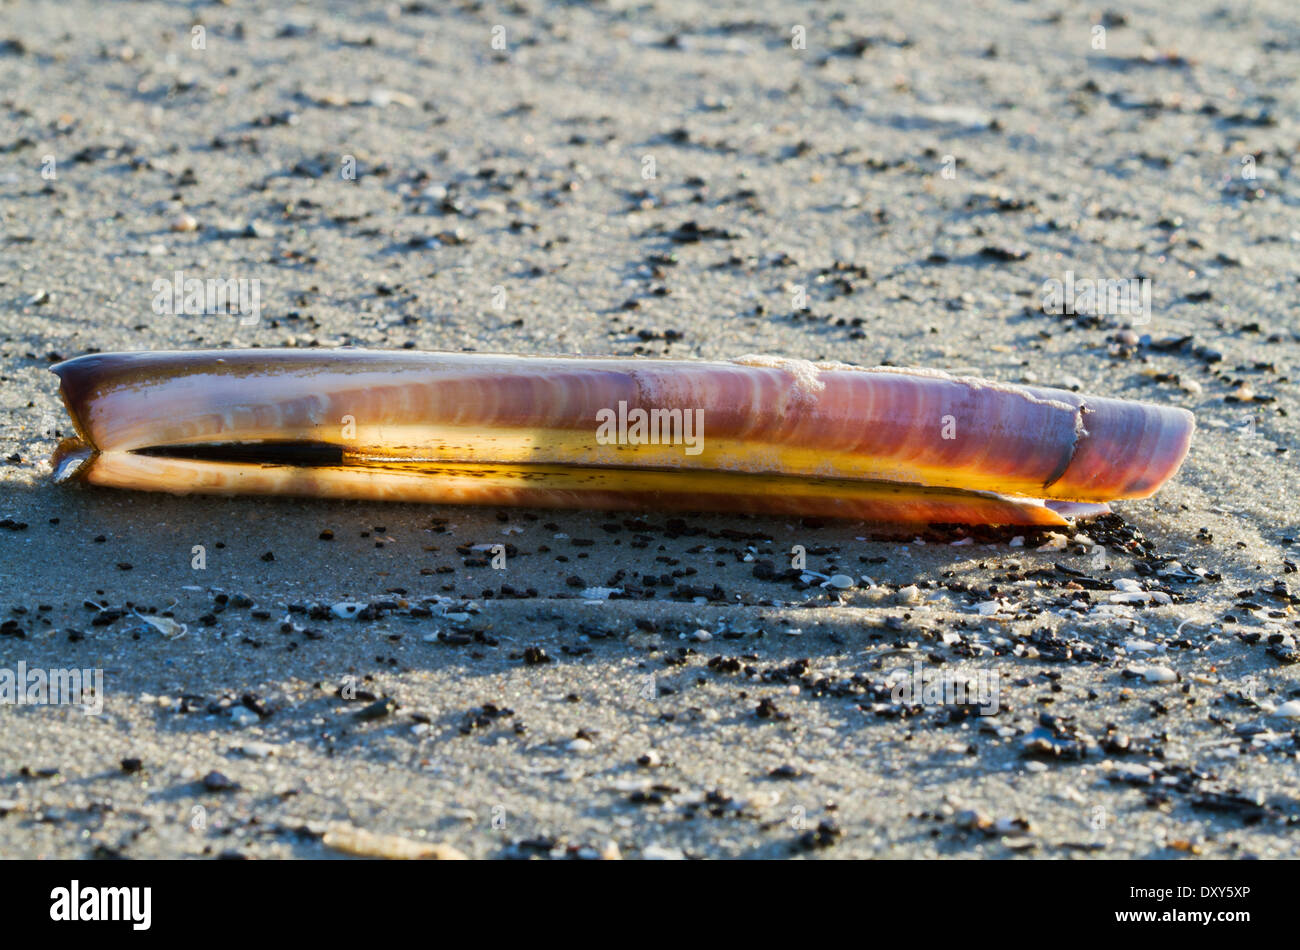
[1127,664,1178,683]
[355,698,396,721]
[1272,700,1300,720]
[233,741,276,759]
[202,770,238,792]
[229,706,259,728]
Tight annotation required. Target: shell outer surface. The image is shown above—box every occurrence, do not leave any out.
[50,348,1194,525]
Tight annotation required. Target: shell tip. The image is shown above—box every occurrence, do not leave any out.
[51,438,95,483]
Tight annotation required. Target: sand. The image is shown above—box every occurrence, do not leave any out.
[0,0,1297,858]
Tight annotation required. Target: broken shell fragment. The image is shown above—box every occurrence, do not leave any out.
[49,349,1194,526]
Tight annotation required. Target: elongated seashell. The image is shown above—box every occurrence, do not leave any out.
[50,349,1193,526]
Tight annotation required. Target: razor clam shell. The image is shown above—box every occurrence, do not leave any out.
[52,349,1193,502]
[50,349,1193,524]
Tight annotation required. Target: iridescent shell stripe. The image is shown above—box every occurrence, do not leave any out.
[76,454,1094,527]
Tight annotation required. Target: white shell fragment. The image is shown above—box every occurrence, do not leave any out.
[1272,700,1300,720]
[321,824,467,860]
[1124,664,1178,683]
[134,613,187,640]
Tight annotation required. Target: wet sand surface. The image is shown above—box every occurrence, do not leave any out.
[1,0,1297,858]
